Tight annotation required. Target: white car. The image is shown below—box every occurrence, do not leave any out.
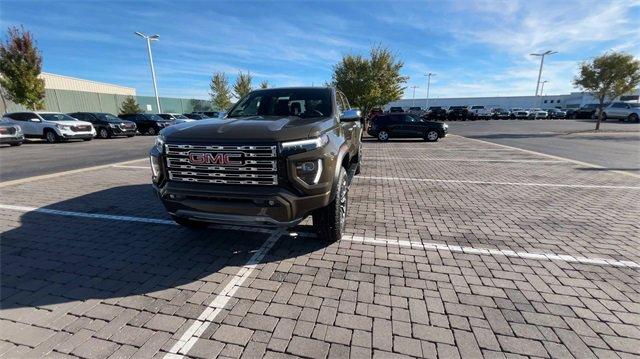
[528,109,548,119]
[2,111,96,143]
[511,108,530,119]
[469,105,493,119]
[602,102,640,123]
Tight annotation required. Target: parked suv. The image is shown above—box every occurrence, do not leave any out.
[0,119,24,146]
[469,105,493,120]
[150,87,363,242]
[447,106,469,121]
[118,113,172,135]
[69,112,136,139]
[602,102,640,122]
[425,106,447,121]
[2,111,95,143]
[367,113,447,142]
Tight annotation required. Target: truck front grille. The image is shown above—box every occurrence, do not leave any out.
[165,144,278,185]
[71,125,92,132]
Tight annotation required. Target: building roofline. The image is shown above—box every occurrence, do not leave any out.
[41,72,135,91]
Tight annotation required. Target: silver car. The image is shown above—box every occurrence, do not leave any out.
[0,118,25,146]
[602,102,640,122]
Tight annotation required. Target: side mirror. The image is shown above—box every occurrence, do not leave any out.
[30,118,41,122]
[340,109,361,122]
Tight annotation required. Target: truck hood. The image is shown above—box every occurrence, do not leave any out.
[161,116,336,143]
[45,120,93,127]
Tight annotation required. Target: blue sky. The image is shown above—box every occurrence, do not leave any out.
[1,0,639,100]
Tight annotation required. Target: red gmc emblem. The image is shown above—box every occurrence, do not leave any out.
[188,152,242,166]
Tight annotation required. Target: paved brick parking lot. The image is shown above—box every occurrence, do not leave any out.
[1,134,639,358]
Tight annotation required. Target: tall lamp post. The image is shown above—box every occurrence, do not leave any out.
[530,50,557,96]
[411,85,419,107]
[135,32,162,113]
[424,73,435,108]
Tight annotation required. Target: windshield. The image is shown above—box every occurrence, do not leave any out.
[228,88,333,118]
[175,114,188,119]
[147,114,165,121]
[40,113,78,122]
[97,113,122,122]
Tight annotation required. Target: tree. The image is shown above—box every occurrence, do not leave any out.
[331,45,407,116]
[209,72,232,110]
[259,80,269,89]
[0,26,45,110]
[119,96,142,115]
[573,52,640,130]
[233,71,253,99]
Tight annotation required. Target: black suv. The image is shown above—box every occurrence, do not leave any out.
[68,112,137,139]
[367,113,447,142]
[150,87,363,242]
[118,113,173,135]
[424,106,447,121]
[447,106,470,121]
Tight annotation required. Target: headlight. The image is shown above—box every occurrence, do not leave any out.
[281,134,329,156]
[154,134,165,153]
[108,123,117,128]
[56,124,71,130]
[150,155,160,180]
[295,159,323,185]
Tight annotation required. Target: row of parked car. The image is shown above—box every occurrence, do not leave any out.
[0,110,224,146]
[384,101,640,122]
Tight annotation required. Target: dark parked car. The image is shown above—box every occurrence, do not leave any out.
[194,111,221,118]
[367,113,447,142]
[447,106,470,121]
[546,108,567,119]
[389,106,404,113]
[183,113,209,120]
[118,113,172,135]
[69,112,137,139]
[572,104,606,119]
[424,106,447,121]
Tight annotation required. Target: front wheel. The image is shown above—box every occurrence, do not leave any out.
[147,127,157,136]
[377,131,389,141]
[98,128,111,139]
[629,114,639,123]
[424,129,439,142]
[312,167,348,243]
[44,130,60,143]
[171,215,209,229]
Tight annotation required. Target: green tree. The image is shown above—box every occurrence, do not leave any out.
[209,71,232,110]
[119,96,142,115]
[233,71,253,99]
[331,45,407,116]
[259,80,269,89]
[0,26,45,110]
[573,52,640,130]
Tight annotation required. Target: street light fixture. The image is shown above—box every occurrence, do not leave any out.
[424,72,435,108]
[530,50,557,96]
[135,32,162,113]
[539,80,549,96]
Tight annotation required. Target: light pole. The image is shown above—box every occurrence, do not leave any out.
[424,72,435,108]
[135,32,162,113]
[530,50,557,96]
[411,85,419,107]
[539,80,548,96]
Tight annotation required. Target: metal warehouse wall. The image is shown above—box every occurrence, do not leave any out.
[1,88,212,115]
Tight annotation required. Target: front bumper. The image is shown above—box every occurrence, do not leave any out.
[0,134,24,144]
[155,181,332,226]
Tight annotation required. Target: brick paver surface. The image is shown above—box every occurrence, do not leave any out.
[1,134,639,358]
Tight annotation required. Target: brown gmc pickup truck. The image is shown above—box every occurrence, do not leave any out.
[149,87,363,242]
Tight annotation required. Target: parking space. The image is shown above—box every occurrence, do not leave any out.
[1,134,639,358]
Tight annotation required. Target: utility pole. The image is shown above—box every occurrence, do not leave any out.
[539,80,548,107]
[530,50,557,96]
[424,73,435,108]
[411,85,419,107]
[135,32,162,113]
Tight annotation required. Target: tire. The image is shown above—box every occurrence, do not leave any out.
[171,215,209,229]
[10,142,22,146]
[629,114,639,123]
[377,131,389,141]
[44,129,60,143]
[424,129,439,142]
[98,128,111,139]
[147,127,157,136]
[312,167,348,243]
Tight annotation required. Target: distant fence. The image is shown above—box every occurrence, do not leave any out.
[0,88,213,115]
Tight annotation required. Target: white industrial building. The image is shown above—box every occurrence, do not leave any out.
[385,90,640,111]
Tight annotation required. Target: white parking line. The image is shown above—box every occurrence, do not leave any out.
[341,235,640,268]
[165,229,284,358]
[112,165,150,169]
[365,157,566,163]
[0,158,147,188]
[454,135,640,179]
[375,147,516,151]
[2,204,637,270]
[357,175,640,189]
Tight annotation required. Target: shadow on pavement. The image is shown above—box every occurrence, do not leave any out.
[0,184,325,309]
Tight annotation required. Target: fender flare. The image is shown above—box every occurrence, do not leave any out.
[330,143,351,202]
